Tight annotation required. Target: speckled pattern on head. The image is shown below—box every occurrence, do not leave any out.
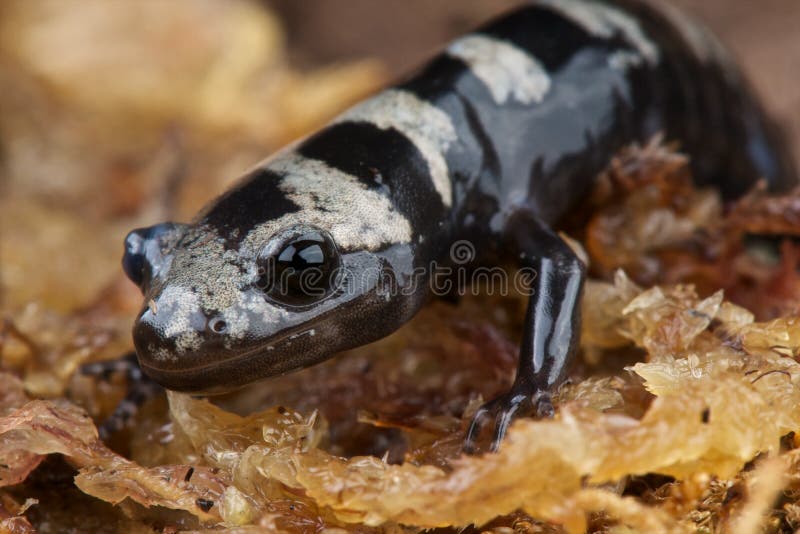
[245,152,413,252]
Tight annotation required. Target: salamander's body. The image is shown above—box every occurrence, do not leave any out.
[123,0,797,449]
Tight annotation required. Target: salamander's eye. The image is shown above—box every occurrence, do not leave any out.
[256,229,341,306]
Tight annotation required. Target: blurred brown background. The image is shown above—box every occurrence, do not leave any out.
[269,0,800,169]
[0,0,797,310]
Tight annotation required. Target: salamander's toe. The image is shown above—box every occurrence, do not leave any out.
[80,352,163,440]
[463,389,554,454]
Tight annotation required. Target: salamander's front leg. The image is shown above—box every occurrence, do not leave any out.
[81,352,163,440]
[465,214,585,453]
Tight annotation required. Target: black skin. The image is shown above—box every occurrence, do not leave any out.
[118,1,797,452]
[402,1,795,450]
[464,214,585,451]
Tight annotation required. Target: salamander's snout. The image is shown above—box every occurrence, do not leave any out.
[122,222,186,292]
[124,220,241,393]
[132,285,239,393]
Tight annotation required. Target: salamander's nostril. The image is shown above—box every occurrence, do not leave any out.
[208,316,228,335]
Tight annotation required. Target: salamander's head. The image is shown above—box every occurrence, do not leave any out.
[123,164,420,393]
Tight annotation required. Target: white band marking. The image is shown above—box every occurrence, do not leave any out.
[447,34,552,105]
[249,152,413,251]
[536,0,660,64]
[335,89,456,207]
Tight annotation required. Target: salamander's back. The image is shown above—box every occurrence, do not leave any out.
[618,0,798,197]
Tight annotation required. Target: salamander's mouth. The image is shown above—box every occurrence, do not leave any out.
[135,325,324,394]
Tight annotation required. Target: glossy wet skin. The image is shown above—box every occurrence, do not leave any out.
[125,219,421,393]
[122,0,797,450]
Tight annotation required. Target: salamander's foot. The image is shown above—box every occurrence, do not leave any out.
[81,352,162,440]
[463,389,554,454]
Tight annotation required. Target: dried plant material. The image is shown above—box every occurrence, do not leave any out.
[622,285,725,356]
[736,316,800,356]
[727,456,787,534]
[0,375,42,487]
[727,181,800,236]
[0,302,133,401]
[0,394,227,524]
[0,493,37,534]
[581,270,643,350]
[281,366,796,529]
[584,136,719,284]
[150,280,800,531]
[582,137,800,320]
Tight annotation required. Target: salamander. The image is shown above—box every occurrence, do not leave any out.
[121,0,797,451]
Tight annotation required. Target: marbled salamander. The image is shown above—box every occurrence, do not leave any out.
[122,0,797,451]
